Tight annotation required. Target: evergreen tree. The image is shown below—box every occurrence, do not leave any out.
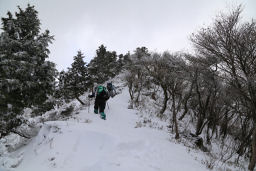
[87,45,118,84]
[0,5,57,137]
[58,51,88,105]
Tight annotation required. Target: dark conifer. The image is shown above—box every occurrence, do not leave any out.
[0,5,57,137]
[58,51,88,105]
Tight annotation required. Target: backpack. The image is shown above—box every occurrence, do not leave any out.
[96,85,109,100]
[107,82,116,98]
[107,83,113,91]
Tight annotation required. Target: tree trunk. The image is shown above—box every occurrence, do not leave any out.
[76,96,85,105]
[179,81,193,120]
[206,125,211,144]
[135,87,142,107]
[196,113,204,135]
[220,110,229,138]
[172,94,179,139]
[159,86,168,117]
[195,86,211,136]
[128,81,134,101]
[248,122,256,171]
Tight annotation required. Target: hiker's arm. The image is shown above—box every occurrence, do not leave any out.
[105,91,110,101]
[88,93,95,98]
[88,87,97,98]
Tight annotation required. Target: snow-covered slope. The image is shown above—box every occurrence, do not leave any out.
[7,86,206,171]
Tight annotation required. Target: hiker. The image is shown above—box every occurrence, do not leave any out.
[106,82,117,98]
[88,85,110,120]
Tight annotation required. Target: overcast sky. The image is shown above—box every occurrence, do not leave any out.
[0,0,256,71]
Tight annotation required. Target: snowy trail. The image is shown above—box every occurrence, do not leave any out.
[15,87,206,171]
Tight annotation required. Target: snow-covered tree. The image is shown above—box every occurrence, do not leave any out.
[143,51,187,139]
[191,6,256,170]
[0,5,57,137]
[87,45,118,84]
[57,51,88,105]
[125,47,151,108]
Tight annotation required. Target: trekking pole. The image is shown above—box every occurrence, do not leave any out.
[107,101,109,110]
[88,97,90,113]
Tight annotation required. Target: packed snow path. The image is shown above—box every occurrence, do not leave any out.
[16,87,206,171]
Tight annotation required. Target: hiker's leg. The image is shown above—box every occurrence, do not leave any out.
[94,98,99,114]
[99,101,106,119]
[99,101,106,113]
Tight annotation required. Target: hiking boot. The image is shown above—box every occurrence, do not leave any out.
[100,112,106,120]
[94,109,98,114]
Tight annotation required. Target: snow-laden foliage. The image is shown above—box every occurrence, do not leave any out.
[190,6,256,171]
[57,46,127,105]
[87,45,122,84]
[57,51,89,105]
[0,5,57,138]
[123,6,256,171]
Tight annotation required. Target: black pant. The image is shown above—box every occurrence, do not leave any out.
[94,97,106,113]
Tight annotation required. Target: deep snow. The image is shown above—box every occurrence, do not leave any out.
[2,86,207,171]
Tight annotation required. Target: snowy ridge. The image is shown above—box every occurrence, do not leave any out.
[1,84,206,171]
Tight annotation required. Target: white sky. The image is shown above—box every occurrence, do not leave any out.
[0,0,256,71]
